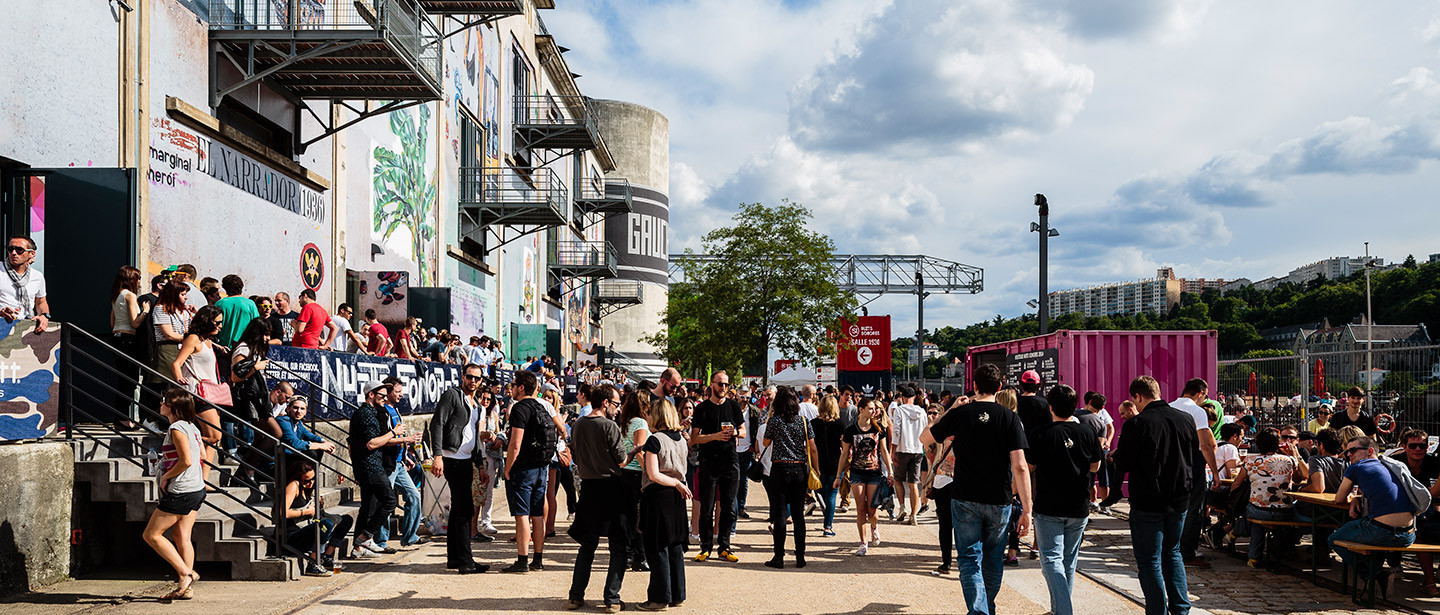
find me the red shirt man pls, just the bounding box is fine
[291,289,335,349]
[364,308,392,356]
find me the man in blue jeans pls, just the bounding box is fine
[1027,385,1103,615]
[1115,376,1198,615]
[922,364,1031,615]
[375,377,425,549]
[1329,436,1420,592]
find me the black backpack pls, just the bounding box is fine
[516,398,558,460]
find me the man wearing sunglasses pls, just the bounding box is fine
[1387,428,1440,494]
[1330,436,1424,595]
[427,364,491,574]
[0,236,50,335]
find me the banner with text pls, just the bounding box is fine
[837,316,891,372]
[267,346,462,420]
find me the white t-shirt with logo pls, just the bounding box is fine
[330,316,355,352]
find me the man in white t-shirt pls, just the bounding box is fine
[1169,378,1219,564]
[798,385,819,421]
[890,384,929,525]
[0,236,49,334]
[330,303,369,353]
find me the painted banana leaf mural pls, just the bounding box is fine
[373,104,437,283]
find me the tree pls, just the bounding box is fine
[645,201,856,381]
[1404,254,1418,269]
[372,105,437,283]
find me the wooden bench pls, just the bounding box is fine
[1332,540,1440,606]
[1244,519,1341,573]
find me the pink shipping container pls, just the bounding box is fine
[965,330,1218,446]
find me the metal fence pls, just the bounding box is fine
[1218,344,1440,438]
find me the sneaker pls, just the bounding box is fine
[1004,555,1019,567]
[688,533,701,544]
[739,510,751,520]
[1246,559,1260,569]
[481,524,499,535]
[869,537,880,547]
[764,557,783,569]
[907,516,918,526]
[472,533,495,543]
[805,502,818,516]
[635,602,669,612]
[601,603,623,614]
[501,559,530,574]
[1028,549,1038,560]
[837,505,849,514]
[351,547,379,559]
[694,551,710,563]
[303,562,333,577]
[931,565,950,577]
[529,560,545,572]
[668,602,684,608]
[1097,506,1114,515]
[918,503,929,515]
[897,511,908,524]
[855,543,869,556]
[320,555,342,572]
[718,550,739,563]
[566,599,586,610]
[822,529,837,538]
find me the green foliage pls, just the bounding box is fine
[1241,349,1294,359]
[647,201,856,380]
[372,105,437,283]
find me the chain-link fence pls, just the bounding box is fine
[1218,344,1440,438]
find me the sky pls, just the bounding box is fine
[546,0,1440,337]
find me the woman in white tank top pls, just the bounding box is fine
[108,266,147,426]
[173,305,226,470]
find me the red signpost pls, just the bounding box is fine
[837,316,891,372]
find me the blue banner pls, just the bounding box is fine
[266,346,463,420]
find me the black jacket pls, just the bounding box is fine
[427,387,476,457]
[1115,400,1197,514]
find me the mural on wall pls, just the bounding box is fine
[565,283,588,350]
[357,270,409,326]
[0,320,61,442]
[372,104,438,285]
[268,0,326,26]
[483,28,501,170]
[521,245,538,324]
[450,281,492,341]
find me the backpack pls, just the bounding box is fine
[1378,455,1434,515]
[516,398,558,460]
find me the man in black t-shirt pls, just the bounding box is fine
[689,370,746,562]
[922,364,1030,615]
[1114,376,1197,615]
[1016,370,1051,452]
[502,370,565,573]
[1026,385,1102,615]
[1329,386,1379,438]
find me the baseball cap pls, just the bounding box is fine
[428,327,439,335]
[1020,370,1041,384]
[542,383,560,394]
[361,380,391,396]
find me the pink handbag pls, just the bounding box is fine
[196,352,233,406]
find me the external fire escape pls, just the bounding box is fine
[593,279,644,319]
[208,0,450,152]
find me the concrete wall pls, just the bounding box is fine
[593,101,669,375]
[0,442,74,595]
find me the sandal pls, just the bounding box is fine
[161,578,194,600]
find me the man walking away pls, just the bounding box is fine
[426,364,489,573]
[1170,378,1219,566]
[890,385,927,525]
[922,364,1031,615]
[1115,376,1197,615]
[691,371,745,563]
[1028,385,1102,615]
[567,383,628,611]
[502,370,564,573]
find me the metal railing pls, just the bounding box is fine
[1218,344,1440,439]
[596,279,643,303]
[459,166,568,209]
[514,94,598,134]
[208,0,442,88]
[61,324,356,572]
[548,239,617,272]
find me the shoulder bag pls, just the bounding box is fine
[196,345,233,407]
[802,417,822,491]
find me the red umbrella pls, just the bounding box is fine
[1247,372,1258,397]
[1314,359,1325,396]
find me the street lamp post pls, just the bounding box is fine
[1365,242,1374,411]
[1032,194,1060,335]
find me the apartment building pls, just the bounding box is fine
[1047,268,1184,318]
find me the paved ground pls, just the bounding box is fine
[1,492,1424,615]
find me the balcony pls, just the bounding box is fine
[514,95,601,151]
[458,166,567,227]
[549,239,618,280]
[414,0,523,15]
[595,279,643,318]
[574,176,633,217]
[209,0,442,103]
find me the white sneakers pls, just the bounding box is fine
[855,543,869,556]
[480,524,499,535]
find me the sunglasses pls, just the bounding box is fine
[6,246,32,254]
[463,374,484,381]
[1281,434,1298,441]
[1407,442,1429,450]
[1343,446,1366,457]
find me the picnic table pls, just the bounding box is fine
[1288,491,1349,583]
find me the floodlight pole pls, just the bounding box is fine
[1035,194,1051,335]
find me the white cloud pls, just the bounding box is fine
[788,0,1094,153]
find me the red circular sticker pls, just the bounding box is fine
[300,243,324,291]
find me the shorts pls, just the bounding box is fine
[506,466,548,517]
[157,489,206,515]
[894,452,923,483]
[849,468,886,486]
[1093,457,1110,488]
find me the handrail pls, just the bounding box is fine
[62,325,356,568]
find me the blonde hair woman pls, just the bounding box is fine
[637,398,691,610]
[996,389,1019,412]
